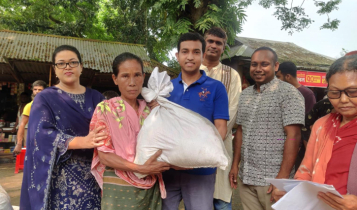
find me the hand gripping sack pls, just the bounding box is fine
[134,68,229,178]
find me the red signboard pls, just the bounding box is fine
[297,70,327,88]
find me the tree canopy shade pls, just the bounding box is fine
[0,0,342,64]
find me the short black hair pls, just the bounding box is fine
[52,45,82,64]
[112,52,144,76]
[252,47,278,63]
[278,61,297,78]
[326,54,357,83]
[32,80,47,89]
[177,32,206,53]
[20,92,29,96]
[204,27,227,45]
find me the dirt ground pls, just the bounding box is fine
[0,162,243,210]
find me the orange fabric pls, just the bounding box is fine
[295,114,335,184]
[295,113,357,194]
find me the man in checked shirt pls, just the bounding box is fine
[229,47,305,210]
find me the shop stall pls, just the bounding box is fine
[0,30,178,160]
[297,70,328,101]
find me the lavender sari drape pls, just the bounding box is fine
[20,87,104,210]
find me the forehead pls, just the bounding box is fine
[251,50,274,62]
[33,86,44,89]
[118,59,142,73]
[55,50,78,61]
[329,71,357,88]
[205,34,224,42]
[179,40,202,51]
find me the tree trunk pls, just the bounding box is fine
[187,0,209,34]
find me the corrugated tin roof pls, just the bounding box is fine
[147,60,180,79]
[0,30,151,73]
[223,36,335,71]
[222,44,254,60]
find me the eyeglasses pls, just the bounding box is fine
[326,88,357,99]
[54,61,80,69]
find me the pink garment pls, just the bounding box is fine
[90,97,166,198]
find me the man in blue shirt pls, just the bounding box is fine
[162,32,229,210]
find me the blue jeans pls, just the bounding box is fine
[214,198,232,210]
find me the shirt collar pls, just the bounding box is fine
[200,62,222,72]
[253,77,278,93]
[178,70,208,85]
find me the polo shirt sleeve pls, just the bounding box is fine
[213,83,229,121]
[22,102,32,117]
[282,87,305,127]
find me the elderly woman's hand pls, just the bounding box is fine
[139,150,170,175]
[170,165,189,170]
[318,192,357,210]
[147,100,159,110]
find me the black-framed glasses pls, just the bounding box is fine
[54,61,80,69]
[326,88,357,99]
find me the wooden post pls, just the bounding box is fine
[5,60,23,83]
[49,65,52,86]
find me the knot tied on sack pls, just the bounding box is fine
[141,67,174,103]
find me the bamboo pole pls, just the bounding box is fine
[49,65,52,86]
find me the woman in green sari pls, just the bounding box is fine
[91,52,170,209]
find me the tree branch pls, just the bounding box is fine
[300,0,306,7]
[74,4,88,38]
[48,14,63,24]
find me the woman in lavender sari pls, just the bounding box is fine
[20,45,106,210]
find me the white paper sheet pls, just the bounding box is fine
[265,178,342,210]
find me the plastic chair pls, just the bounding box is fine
[15,148,26,174]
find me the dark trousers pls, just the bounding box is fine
[162,169,216,210]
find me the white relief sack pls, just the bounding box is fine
[134,67,229,178]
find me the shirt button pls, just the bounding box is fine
[313,170,315,174]
[316,158,319,163]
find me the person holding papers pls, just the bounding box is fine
[272,54,357,209]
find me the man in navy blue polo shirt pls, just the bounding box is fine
[162,32,229,210]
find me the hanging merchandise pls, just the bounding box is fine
[18,83,25,94]
[10,83,15,95]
